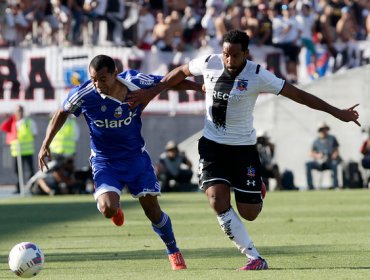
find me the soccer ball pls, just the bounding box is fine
[8,242,44,278]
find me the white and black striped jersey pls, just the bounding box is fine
[188,54,285,145]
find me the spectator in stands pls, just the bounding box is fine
[36,0,60,45]
[256,3,273,46]
[201,5,220,49]
[305,122,341,190]
[137,3,155,50]
[105,0,125,46]
[155,140,194,192]
[272,3,301,84]
[241,5,259,44]
[69,0,85,45]
[317,2,338,57]
[166,0,187,14]
[167,10,184,51]
[2,1,30,46]
[336,6,357,43]
[360,127,370,169]
[224,4,242,31]
[205,0,224,14]
[367,3,370,40]
[296,3,318,71]
[32,156,84,195]
[152,11,173,51]
[181,6,203,50]
[52,0,72,46]
[256,130,282,190]
[360,127,370,187]
[0,105,37,194]
[83,0,108,45]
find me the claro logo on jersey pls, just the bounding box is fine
[94,111,137,128]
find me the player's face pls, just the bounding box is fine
[222,42,249,75]
[89,66,117,95]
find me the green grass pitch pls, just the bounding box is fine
[1,190,370,280]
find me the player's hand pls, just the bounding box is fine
[38,145,52,172]
[127,89,156,109]
[336,104,361,127]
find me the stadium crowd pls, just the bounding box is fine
[0,0,369,49]
[1,0,369,84]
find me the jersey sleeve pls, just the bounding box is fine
[257,66,285,95]
[118,70,163,89]
[63,86,84,117]
[188,55,211,76]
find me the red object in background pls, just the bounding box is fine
[0,114,17,144]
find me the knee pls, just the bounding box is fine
[240,211,260,221]
[238,204,262,221]
[208,194,229,213]
[99,202,118,218]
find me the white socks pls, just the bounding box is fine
[216,207,260,259]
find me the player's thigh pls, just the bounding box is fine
[231,146,264,221]
[235,201,262,221]
[128,151,161,197]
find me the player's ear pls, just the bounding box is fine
[244,49,249,59]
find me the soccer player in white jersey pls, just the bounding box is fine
[38,54,202,270]
[128,30,361,270]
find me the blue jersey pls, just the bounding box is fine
[62,70,163,160]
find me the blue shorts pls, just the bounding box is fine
[90,151,160,200]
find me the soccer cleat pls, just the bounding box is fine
[168,251,187,270]
[111,208,124,226]
[261,180,267,199]
[239,257,268,270]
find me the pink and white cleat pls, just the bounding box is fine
[239,257,268,270]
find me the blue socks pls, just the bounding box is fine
[152,212,179,254]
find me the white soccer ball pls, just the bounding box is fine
[8,242,44,278]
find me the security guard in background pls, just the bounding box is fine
[1,105,37,194]
[49,116,79,160]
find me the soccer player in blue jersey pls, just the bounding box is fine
[128,30,361,270]
[38,54,202,270]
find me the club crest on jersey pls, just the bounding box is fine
[114,106,123,118]
[236,80,248,91]
[246,166,256,177]
[101,105,107,112]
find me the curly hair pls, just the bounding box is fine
[222,30,250,51]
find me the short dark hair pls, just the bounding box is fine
[89,55,116,73]
[222,30,249,51]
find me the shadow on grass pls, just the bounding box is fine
[1,246,370,272]
[0,196,138,238]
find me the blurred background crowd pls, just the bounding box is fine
[0,0,369,50]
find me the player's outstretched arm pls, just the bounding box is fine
[128,64,193,108]
[280,82,361,127]
[38,110,70,171]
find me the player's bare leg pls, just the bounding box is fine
[97,191,124,226]
[206,183,267,270]
[139,195,186,270]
